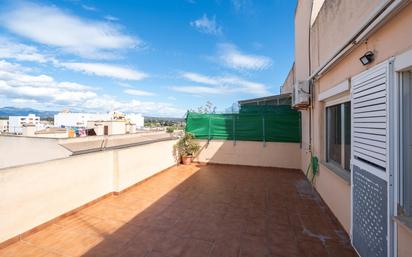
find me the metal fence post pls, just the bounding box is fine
[233,115,236,146]
[262,116,266,147]
[208,116,211,142]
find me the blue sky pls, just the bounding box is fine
[0,0,296,117]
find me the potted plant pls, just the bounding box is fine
[173,132,200,165]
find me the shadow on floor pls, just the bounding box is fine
[80,164,357,257]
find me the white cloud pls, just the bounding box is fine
[105,15,119,22]
[171,86,222,94]
[81,4,97,12]
[0,37,55,63]
[82,96,185,117]
[175,71,270,96]
[1,3,140,58]
[11,98,39,104]
[61,62,148,81]
[0,60,24,72]
[231,0,253,13]
[218,43,272,71]
[190,14,222,35]
[57,82,94,91]
[124,89,155,96]
[181,72,219,85]
[0,37,148,81]
[0,60,97,105]
[0,60,184,117]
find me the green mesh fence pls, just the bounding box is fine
[185,105,301,143]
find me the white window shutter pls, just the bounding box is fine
[352,62,388,169]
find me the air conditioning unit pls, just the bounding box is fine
[292,80,310,109]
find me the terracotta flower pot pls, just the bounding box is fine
[181,155,193,165]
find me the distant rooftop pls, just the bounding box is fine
[238,93,292,106]
[35,127,67,135]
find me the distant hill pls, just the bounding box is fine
[0,107,58,119]
[144,116,185,122]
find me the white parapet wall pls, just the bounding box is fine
[195,140,301,170]
[0,137,302,244]
[115,140,177,191]
[0,139,177,244]
[0,136,72,169]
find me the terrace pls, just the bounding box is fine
[0,164,357,257]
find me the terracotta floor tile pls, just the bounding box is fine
[82,204,140,223]
[73,217,129,238]
[210,238,241,257]
[245,217,267,237]
[297,238,329,257]
[0,241,62,257]
[25,227,103,257]
[1,164,357,257]
[22,224,69,245]
[151,233,186,257]
[239,235,271,257]
[179,238,213,257]
[55,212,102,230]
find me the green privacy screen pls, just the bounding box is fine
[186,105,301,143]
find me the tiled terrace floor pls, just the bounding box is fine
[0,164,358,257]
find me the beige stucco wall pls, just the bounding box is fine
[0,136,72,169]
[294,0,313,173]
[0,140,177,244]
[310,0,386,71]
[281,63,295,94]
[0,151,113,243]
[195,140,301,170]
[318,2,412,92]
[295,0,312,82]
[316,164,351,232]
[298,0,412,244]
[35,132,69,139]
[115,140,177,191]
[109,121,126,135]
[398,224,412,257]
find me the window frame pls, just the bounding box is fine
[325,101,351,173]
[399,71,412,216]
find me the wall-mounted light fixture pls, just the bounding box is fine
[360,51,374,65]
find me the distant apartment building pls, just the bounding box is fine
[0,119,8,133]
[54,111,144,136]
[87,120,127,136]
[54,112,107,128]
[126,113,144,128]
[8,114,41,134]
[33,127,69,138]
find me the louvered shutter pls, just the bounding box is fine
[352,61,388,169]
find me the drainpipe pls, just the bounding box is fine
[308,0,314,154]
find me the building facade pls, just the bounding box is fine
[281,63,295,94]
[290,0,412,256]
[0,119,8,133]
[126,113,144,129]
[54,112,144,132]
[54,112,108,128]
[8,114,40,134]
